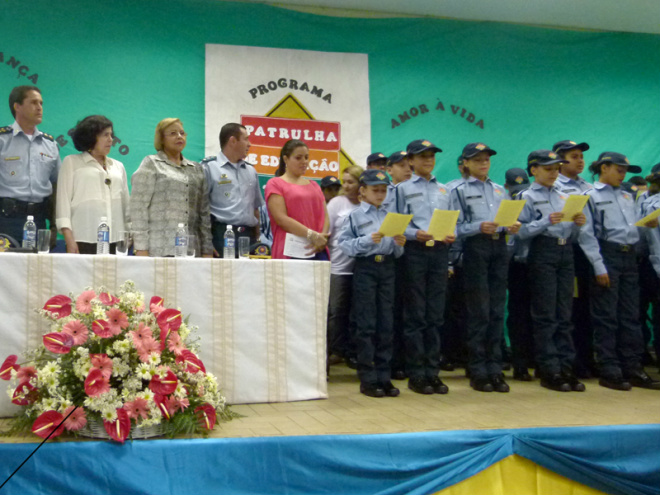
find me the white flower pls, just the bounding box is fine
[101,407,118,422]
[42,398,57,411]
[147,353,161,366]
[136,364,152,381]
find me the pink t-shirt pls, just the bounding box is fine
[265,177,327,259]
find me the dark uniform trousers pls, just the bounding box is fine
[352,255,395,385]
[211,219,258,258]
[327,274,354,359]
[463,234,508,379]
[507,259,534,369]
[572,245,596,371]
[390,257,406,373]
[590,241,644,378]
[638,255,660,361]
[443,265,468,366]
[527,236,576,376]
[0,198,49,244]
[402,241,449,380]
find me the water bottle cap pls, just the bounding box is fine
[27,215,34,221]
[227,224,233,230]
[101,216,108,221]
[178,223,184,228]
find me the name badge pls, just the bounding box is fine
[466,195,483,200]
[357,221,373,230]
[405,193,423,200]
[533,201,549,205]
[596,201,613,206]
[3,156,20,161]
[218,180,232,185]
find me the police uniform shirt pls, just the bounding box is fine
[556,173,592,195]
[338,201,404,258]
[451,176,508,239]
[643,194,660,277]
[381,183,398,212]
[445,177,465,190]
[578,181,640,276]
[0,121,60,202]
[395,174,451,241]
[517,182,578,241]
[201,151,264,226]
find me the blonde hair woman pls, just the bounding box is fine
[129,118,213,257]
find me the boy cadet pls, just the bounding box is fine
[320,175,342,203]
[382,151,411,212]
[517,150,587,392]
[553,140,595,377]
[395,139,454,395]
[338,169,406,398]
[366,152,387,171]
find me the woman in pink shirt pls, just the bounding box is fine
[265,139,329,259]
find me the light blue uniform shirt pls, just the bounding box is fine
[338,201,404,258]
[578,181,640,275]
[395,174,452,241]
[381,183,398,212]
[643,194,660,277]
[555,173,593,195]
[0,121,60,202]
[445,177,465,190]
[451,176,508,239]
[517,182,580,241]
[201,151,264,226]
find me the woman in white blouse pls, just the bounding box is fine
[56,115,129,254]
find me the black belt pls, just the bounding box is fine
[476,233,505,241]
[599,240,636,253]
[0,197,47,218]
[538,235,570,246]
[356,254,393,263]
[211,219,257,235]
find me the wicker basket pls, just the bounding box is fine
[78,420,165,440]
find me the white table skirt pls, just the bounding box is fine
[0,253,330,417]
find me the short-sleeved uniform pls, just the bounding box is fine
[0,122,60,242]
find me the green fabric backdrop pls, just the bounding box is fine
[2,0,660,185]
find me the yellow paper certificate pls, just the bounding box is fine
[635,208,660,227]
[378,213,413,236]
[493,200,526,227]
[561,195,589,222]
[427,209,459,240]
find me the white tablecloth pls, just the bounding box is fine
[0,254,330,417]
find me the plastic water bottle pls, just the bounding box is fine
[96,216,110,255]
[174,223,188,258]
[223,225,235,259]
[22,215,37,250]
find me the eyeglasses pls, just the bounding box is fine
[166,131,187,138]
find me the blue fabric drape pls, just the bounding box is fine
[1,425,658,495]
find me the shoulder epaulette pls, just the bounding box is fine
[0,126,12,134]
[42,132,55,142]
[200,155,216,164]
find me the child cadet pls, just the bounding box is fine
[517,150,587,392]
[395,139,454,395]
[338,169,406,398]
[382,151,411,212]
[451,143,520,393]
[553,140,595,378]
[578,152,660,390]
[320,175,342,204]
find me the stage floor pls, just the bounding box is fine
[1,363,659,443]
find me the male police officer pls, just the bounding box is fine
[202,123,264,257]
[0,86,60,244]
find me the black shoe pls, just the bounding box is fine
[573,364,593,379]
[489,373,510,393]
[408,377,434,395]
[540,373,571,392]
[625,369,660,390]
[513,367,533,381]
[561,371,586,392]
[381,381,400,397]
[502,362,512,371]
[470,376,494,392]
[392,369,407,380]
[360,383,385,398]
[598,376,632,391]
[428,376,449,394]
[345,357,358,370]
[439,357,455,372]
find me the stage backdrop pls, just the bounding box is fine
[1,0,660,187]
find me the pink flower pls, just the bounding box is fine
[103,408,130,443]
[167,332,186,356]
[106,308,128,336]
[149,296,165,315]
[90,353,113,379]
[16,366,37,384]
[123,398,149,420]
[43,295,72,319]
[76,290,96,314]
[61,320,89,346]
[0,355,19,380]
[130,322,152,345]
[62,406,87,431]
[92,319,112,338]
[98,292,119,306]
[43,332,73,354]
[137,339,160,362]
[84,368,110,397]
[32,410,65,439]
[165,396,189,415]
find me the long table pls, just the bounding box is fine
[0,253,330,417]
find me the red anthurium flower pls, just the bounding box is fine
[195,404,217,431]
[98,292,120,306]
[176,350,206,374]
[91,319,112,338]
[103,408,131,443]
[42,332,73,354]
[84,368,110,397]
[149,370,178,395]
[42,295,72,319]
[156,309,182,332]
[150,296,165,315]
[159,327,171,352]
[0,355,19,380]
[12,382,38,405]
[153,393,171,419]
[32,410,65,439]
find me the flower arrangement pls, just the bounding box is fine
[0,281,232,443]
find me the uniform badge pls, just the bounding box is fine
[494,188,503,196]
[515,176,523,184]
[376,172,386,180]
[4,156,19,161]
[475,143,486,150]
[438,187,447,194]
[224,192,231,198]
